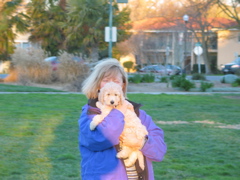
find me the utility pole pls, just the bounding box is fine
[183,14,189,73]
[108,0,113,57]
[107,0,128,57]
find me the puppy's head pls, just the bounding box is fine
[98,82,124,107]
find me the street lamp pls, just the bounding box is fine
[108,0,113,58]
[107,0,128,58]
[182,14,189,72]
[183,14,189,24]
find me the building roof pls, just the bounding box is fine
[132,17,239,31]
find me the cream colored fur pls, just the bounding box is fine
[89,82,123,130]
[89,82,148,170]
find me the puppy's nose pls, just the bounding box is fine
[110,100,114,104]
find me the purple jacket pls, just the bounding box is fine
[79,102,167,180]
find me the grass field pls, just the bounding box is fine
[0,84,64,92]
[0,88,240,179]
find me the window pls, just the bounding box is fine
[22,42,30,49]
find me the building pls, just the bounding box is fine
[14,0,34,49]
[218,29,240,67]
[129,17,240,73]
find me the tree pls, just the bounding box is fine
[217,0,240,28]
[181,0,223,74]
[123,61,133,72]
[65,0,132,61]
[27,0,67,56]
[128,0,159,21]
[155,0,184,19]
[64,0,106,60]
[0,0,29,60]
[116,33,144,67]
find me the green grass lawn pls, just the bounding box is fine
[0,91,240,179]
[0,84,64,92]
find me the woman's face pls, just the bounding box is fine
[100,72,124,89]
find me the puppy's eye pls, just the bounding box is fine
[115,94,118,96]
[107,93,110,96]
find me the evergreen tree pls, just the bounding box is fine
[0,0,29,60]
[27,0,66,56]
[65,0,132,61]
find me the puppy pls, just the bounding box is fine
[117,102,148,170]
[89,82,148,170]
[89,82,123,130]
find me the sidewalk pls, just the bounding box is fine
[1,91,240,95]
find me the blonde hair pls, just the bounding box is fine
[82,58,128,99]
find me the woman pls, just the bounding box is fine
[79,58,167,180]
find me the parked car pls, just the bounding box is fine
[221,57,240,74]
[139,65,172,75]
[166,65,182,75]
[44,56,59,71]
[44,56,83,71]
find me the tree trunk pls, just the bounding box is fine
[203,52,211,74]
[201,39,212,74]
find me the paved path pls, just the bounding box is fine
[186,75,223,81]
[1,92,240,95]
[1,75,239,94]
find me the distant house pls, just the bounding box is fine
[14,14,240,73]
[15,33,33,49]
[218,29,240,67]
[14,0,35,49]
[130,17,240,72]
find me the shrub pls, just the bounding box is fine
[128,73,155,83]
[234,69,240,76]
[142,73,155,83]
[128,74,142,84]
[200,81,214,92]
[222,74,238,84]
[68,74,88,92]
[171,74,195,91]
[134,64,141,72]
[221,76,225,83]
[231,78,240,87]
[11,48,89,87]
[169,75,177,80]
[55,52,89,84]
[11,48,52,84]
[192,73,206,80]
[123,61,134,73]
[160,76,169,83]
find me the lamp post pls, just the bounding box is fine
[182,14,189,72]
[107,0,128,57]
[108,0,113,58]
[165,46,170,75]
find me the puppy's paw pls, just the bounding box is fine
[90,122,97,131]
[124,159,135,168]
[137,151,145,170]
[124,152,138,168]
[116,151,128,159]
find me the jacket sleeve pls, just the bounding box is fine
[79,104,125,152]
[139,109,167,162]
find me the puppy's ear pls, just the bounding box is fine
[119,88,125,106]
[98,87,104,104]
